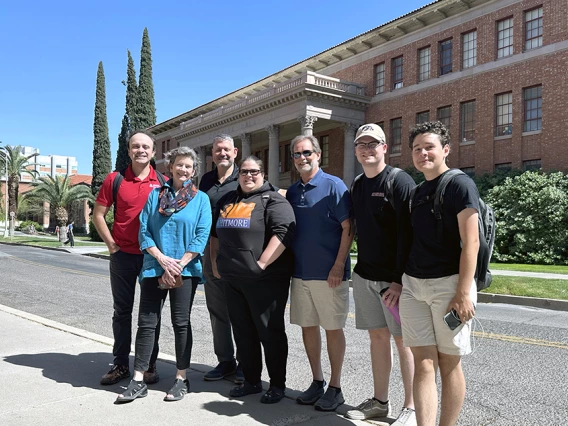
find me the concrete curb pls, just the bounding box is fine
[0,241,71,253]
[477,292,568,312]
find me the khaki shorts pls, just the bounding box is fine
[352,272,401,335]
[290,278,349,330]
[399,273,477,356]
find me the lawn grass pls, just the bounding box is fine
[0,236,105,248]
[490,263,568,274]
[482,276,568,300]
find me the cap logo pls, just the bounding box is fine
[360,125,375,132]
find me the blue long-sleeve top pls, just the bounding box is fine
[138,181,212,282]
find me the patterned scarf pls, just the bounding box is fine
[158,182,198,216]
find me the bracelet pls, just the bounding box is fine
[178,262,184,269]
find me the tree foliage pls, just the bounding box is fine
[486,171,568,265]
[0,144,39,214]
[24,175,94,240]
[92,61,112,196]
[135,28,156,130]
[115,50,138,171]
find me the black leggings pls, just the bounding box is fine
[134,276,198,372]
[225,276,290,389]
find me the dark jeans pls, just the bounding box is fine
[225,275,290,389]
[134,277,199,372]
[109,250,160,367]
[203,246,237,363]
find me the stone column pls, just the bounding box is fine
[198,146,207,177]
[343,123,358,186]
[239,133,252,159]
[265,125,280,185]
[298,115,318,136]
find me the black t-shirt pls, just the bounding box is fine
[352,166,415,284]
[199,166,240,212]
[405,170,480,279]
[212,182,295,281]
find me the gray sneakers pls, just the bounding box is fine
[296,380,326,405]
[392,407,417,426]
[314,388,345,412]
[345,397,391,420]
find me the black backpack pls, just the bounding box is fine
[409,169,496,291]
[112,168,167,211]
[350,167,402,210]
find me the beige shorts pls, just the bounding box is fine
[399,273,477,356]
[290,278,349,330]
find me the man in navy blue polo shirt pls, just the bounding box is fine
[286,135,353,412]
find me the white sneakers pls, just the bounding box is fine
[345,398,416,425]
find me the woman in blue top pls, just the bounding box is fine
[116,146,211,404]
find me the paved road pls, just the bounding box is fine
[1,244,567,425]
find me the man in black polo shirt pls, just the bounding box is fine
[199,134,243,383]
[346,124,416,425]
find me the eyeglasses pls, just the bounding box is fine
[292,150,314,159]
[355,141,384,150]
[239,169,261,176]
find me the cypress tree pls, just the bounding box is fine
[92,61,112,196]
[135,28,156,129]
[115,50,138,171]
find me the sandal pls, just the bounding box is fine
[115,380,148,403]
[260,386,285,404]
[229,381,263,398]
[164,378,189,402]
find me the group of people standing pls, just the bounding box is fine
[93,120,479,426]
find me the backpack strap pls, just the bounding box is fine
[408,181,424,214]
[385,167,402,210]
[432,169,466,238]
[350,173,364,194]
[112,167,167,212]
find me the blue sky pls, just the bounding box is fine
[0,0,428,174]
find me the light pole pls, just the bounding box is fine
[1,141,8,238]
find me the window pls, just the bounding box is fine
[321,136,329,168]
[161,141,166,154]
[437,106,452,128]
[495,162,512,172]
[264,149,269,175]
[496,92,513,136]
[523,85,542,132]
[418,47,430,82]
[392,56,403,89]
[497,18,514,58]
[460,101,476,142]
[439,39,453,75]
[525,7,543,50]
[523,159,541,171]
[462,31,477,68]
[375,63,385,94]
[176,141,180,148]
[461,167,475,177]
[416,111,430,124]
[283,144,290,172]
[390,118,402,154]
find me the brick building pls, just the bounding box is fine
[149,0,568,186]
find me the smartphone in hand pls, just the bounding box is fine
[443,309,462,330]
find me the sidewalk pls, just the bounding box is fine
[0,305,374,426]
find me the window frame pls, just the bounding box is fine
[497,17,514,58]
[392,56,404,90]
[462,30,477,69]
[524,7,543,51]
[416,111,430,124]
[439,39,453,75]
[390,118,402,154]
[437,105,452,128]
[321,136,329,168]
[495,92,513,136]
[374,63,385,95]
[460,100,476,143]
[523,85,542,132]
[418,46,431,82]
[523,159,541,171]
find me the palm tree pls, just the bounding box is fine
[0,144,39,215]
[24,175,94,241]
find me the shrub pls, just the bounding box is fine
[17,220,42,232]
[486,171,568,265]
[89,209,114,242]
[473,168,523,198]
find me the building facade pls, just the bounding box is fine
[149,0,567,185]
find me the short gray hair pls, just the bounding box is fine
[290,135,321,155]
[213,134,234,148]
[164,146,200,178]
